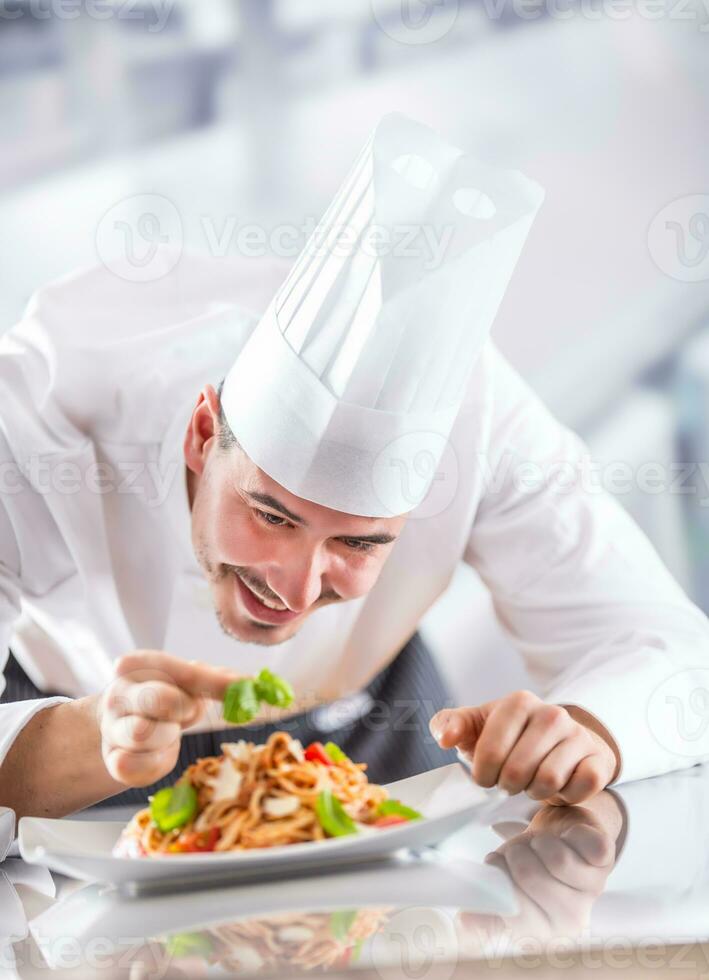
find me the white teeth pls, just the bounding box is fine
[242,579,287,611]
[261,596,286,611]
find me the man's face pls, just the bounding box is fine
[184,387,406,646]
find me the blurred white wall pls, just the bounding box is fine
[1,0,708,701]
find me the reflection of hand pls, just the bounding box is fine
[459,792,623,948]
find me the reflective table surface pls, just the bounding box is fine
[3,765,709,979]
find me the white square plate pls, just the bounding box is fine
[19,764,499,893]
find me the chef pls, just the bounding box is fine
[0,114,707,821]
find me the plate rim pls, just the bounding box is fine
[18,763,492,883]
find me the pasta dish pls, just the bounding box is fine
[114,732,422,857]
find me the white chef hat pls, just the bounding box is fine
[221,113,544,518]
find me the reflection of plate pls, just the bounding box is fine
[0,807,15,862]
[20,765,500,893]
[170,908,393,975]
[30,855,515,971]
[0,870,28,945]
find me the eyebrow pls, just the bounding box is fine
[246,491,306,526]
[245,491,398,546]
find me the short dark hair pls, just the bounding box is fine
[216,380,241,452]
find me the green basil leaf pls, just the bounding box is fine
[315,789,357,838]
[329,909,358,941]
[223,679,260,724]
[377,799,422,822]
[324,741,348,764]
[150,784,198,833]
[164,932,213,959]
[254,668,294,709]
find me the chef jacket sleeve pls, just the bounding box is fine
[0,471,70,771]
[464,346,709,785]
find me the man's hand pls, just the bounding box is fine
[430,691,620,804]
[0,651,241,819]
[100,651,238,788]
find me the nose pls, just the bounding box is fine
[267,543,328,614]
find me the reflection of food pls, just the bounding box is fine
[169,909,391,973]
[114,732,420,857]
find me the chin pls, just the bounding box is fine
[216,603,303,647]
[243,618,300,645]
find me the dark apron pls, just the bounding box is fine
[1,633,458,808]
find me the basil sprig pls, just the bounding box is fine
[223,669,294,724]
[315,789,357,838]
[377,799,422,821]
[330,909,358,940]
[255,668,294,708]
[150,783,198,833]
[324,741,349,764]
[165,932,213,959]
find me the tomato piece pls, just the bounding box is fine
[304,742,333,766]
[337,946,354,967]
[373,814,409,828]
[179,827,221,852]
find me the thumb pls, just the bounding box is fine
[429,704,492,752]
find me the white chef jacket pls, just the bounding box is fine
[0,253,707,786]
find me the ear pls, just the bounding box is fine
[184,385,221,477]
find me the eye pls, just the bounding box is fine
[255,509,290,528]
[341,538,375,554]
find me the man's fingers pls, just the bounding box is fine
[104,715,182,754]
[549,756,609,806]
[104,680,201,726]
[103,744,181,787]
[472,693,539,788]
[115,651,240,701]
[525,733,594,801]
[431,693,542,789]
[430,707,486,751]
[497,705,576,795]
[430,696,516,754]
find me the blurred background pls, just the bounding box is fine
[1,0,709,700]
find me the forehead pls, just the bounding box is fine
[232,446,405,534]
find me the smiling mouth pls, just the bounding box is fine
[234,572,300,626]
[241,577,287,610]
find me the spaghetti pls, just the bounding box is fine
[114,732,403,857]
[160,908,392,973]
